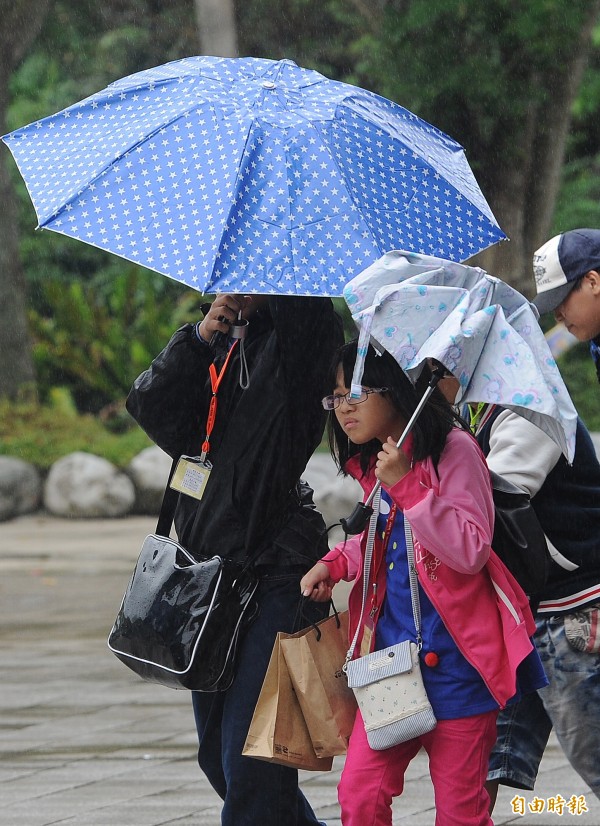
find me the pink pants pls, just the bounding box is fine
[338,709,498,826]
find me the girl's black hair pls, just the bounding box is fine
[327,340,465,477]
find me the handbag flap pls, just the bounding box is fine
[346,641,414,689]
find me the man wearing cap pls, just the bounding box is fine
[533,228,600,381]
[477,230,600,809]
[434,377,600,808]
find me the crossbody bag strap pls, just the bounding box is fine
[345,487,381,665]
[404,516,423,650]
[344,500,423,668]
[156,458,180,537]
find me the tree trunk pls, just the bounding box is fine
[0,119,37,398]
[525,1,600,253]
[473,100,539,294]
[194,0,238,58]
[0,0,53,399]
[474,1,600,295]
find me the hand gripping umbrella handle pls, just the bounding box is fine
[339,364,447,535]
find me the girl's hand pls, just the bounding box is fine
[300,562,334,601]
[375,437,411,487]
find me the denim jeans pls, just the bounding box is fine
[192,566,329,826]
[488,610,600,798]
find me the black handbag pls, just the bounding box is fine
[489,469,550,599]
[108,470,259,691]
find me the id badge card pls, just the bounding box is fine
[170,456,212,501]
[360,615,375,657]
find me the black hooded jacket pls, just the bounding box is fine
[126,296,343,567]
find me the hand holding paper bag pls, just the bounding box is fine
[280,611,357,758]
[242,632,333,772]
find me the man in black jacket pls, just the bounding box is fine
[437,371,600,809]
[127,293,343,826]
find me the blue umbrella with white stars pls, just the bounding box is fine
[2,56,506,297]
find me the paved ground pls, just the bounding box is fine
[0,514,597,825]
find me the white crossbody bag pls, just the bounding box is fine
[344,490,437,750]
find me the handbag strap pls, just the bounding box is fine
[345,493,422,666]
[156,458,180,537]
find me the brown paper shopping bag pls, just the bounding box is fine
[242,632,333,772]
[280,610,357,758]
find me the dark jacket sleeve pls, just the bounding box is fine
[267,296,344,462]
[126,324,212,458]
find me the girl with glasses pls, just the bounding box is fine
[300,340,546,826]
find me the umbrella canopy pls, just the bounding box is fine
[3,56,505,297]
[345,250,578,462]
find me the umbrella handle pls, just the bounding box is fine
[340,501,375,536]
[339,365,447,535]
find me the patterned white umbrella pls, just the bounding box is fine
[3,56,505,296]
[345,250,577,462]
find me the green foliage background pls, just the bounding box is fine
[0,396,152,469]
[2,0,600,467]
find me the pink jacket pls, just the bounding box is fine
[323,428,537,709]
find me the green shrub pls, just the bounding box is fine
[0,396,152,470]
[28,266,202,412]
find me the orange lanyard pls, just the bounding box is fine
[369,501,398,616]
[381,502,398,554]
[200,341,239,461]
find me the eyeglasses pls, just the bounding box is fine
[321,387,389,410]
